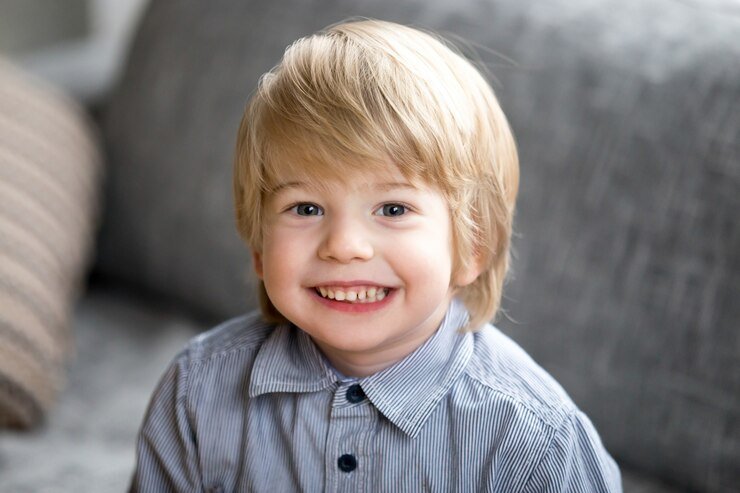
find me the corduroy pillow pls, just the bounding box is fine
[0,59,101,428]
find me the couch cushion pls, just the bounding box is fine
[0,59,101,428]
[99,0,740,490]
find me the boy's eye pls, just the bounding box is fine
[291,203,323,216]
[376,203,407,217]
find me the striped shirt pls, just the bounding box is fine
[130,299,622,492]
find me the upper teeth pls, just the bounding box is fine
[317,286,388,303]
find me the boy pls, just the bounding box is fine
[130,19,621,492]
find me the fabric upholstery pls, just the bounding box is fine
[98,0,740,490]
[0,59,101,428]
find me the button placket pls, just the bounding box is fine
[326,382,375,492]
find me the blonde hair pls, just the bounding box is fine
[234,19,519,330]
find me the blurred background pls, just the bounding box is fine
[0,0,738,491]
[0,0,148,104]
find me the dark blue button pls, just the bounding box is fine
[337,454,357,472]
[346,384,365,403]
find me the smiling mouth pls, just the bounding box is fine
[314,286,390,304]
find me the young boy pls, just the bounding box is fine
[130,19,621,492]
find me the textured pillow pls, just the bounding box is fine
[0,59,101,428]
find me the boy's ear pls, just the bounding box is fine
[453,252,485,288]
[251,250,264,279]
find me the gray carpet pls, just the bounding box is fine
[0,287,678,492]
[0,288,200,492]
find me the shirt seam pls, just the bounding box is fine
[188,337,264,366]
[181,348,198,435]
[465,371,568,430]
[176,348,202,490]
[186,312,274,364]
[519,409,573,492]
[465,373,563,488]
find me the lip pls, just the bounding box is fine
[309,286,397,313]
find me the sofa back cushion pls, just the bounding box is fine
[98,0,740,490]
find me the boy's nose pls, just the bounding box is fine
[317,218,374,263]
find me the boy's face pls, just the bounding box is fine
[252,164,480,376]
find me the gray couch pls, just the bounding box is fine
[1,0,738,491]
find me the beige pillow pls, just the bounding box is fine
[0,59,101,428]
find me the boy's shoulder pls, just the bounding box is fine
[181,310,275,364]
[463,323,579,429]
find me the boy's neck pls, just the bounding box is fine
[317,345,417,378]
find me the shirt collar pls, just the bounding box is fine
[249,322,337,396]
[249,299,474,438]
[360,299,473,437]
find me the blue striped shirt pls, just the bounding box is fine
[130,299,621,492]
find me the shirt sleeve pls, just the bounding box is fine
[128,351,203,493]
[523,409,622,492]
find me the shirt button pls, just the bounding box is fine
[337,454,357,472]
[346,384,365,403]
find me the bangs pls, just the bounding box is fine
[262,116,442,194]
[259,115,412,192]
